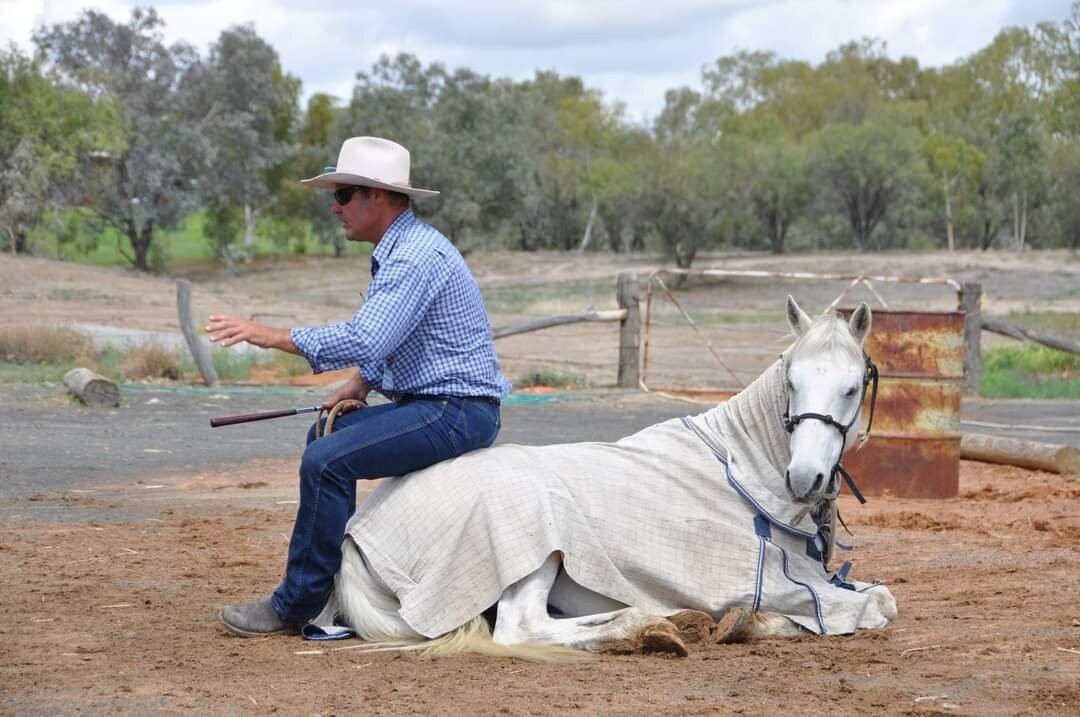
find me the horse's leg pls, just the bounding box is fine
[334,537,422,641]
[861,582,898,624]
[492,552,687,656]
[548,568,625,616]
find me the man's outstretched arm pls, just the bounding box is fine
[206,315,301,355]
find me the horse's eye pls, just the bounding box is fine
[844,387,858,398]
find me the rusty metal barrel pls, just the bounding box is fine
[839,309,964,499]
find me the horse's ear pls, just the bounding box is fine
[786,295,813,337]
[848,302,872,345]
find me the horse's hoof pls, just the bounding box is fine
[712,607,753,644]
[668,610,715,644]
[640,620,689,658]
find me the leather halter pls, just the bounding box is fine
[782,353,879,505]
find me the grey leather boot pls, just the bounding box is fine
[220,598,299,637]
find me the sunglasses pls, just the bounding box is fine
[333,185,366,206]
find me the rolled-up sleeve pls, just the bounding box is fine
[291,253,450,374]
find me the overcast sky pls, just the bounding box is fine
[1,0,1073,123]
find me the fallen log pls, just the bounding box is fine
[960,432,1080,474]
[493,309,627,340]
[63,367,119,407]
[981,316,1080,356]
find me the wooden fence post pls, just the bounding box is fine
[177,279,220,388]
[616,272,641,388]
[961,281,982,394]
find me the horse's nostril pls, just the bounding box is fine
[812,473,825,492]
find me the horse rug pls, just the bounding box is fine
[345,361,892,638]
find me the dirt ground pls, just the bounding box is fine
[2,249,1079,715]
[2,458,1077,716]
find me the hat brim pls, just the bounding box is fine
[300,171,439,199]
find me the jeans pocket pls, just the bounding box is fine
[449,399,499,454]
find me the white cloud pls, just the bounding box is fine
[1,0,1072,120]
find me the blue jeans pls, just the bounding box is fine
[271,395,501,621]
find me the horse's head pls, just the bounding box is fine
[782,296,873,504]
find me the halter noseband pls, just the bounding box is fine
[782,352,879,505]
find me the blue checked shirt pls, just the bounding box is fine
[291,210,511,399]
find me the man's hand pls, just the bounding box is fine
[206,315,298,354]
[323,371,371,411]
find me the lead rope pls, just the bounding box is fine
[315,399,368,438]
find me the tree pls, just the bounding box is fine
[34,9,203,271]
[745,135,813,254]
[922,133,985,251]
[643,88,731,269]
[808,116,925,249]
[0,45,121,254]
[183,25,299,259]
[268,93,345,256]
[991,114,1048,250]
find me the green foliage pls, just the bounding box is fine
[33,8,204,271]
[0,45,123,253]
[981,344,1080,398]
[11,6,1080,267]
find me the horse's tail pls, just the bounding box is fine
[332,614,592,663]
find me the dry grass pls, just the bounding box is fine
[0,325,94,364]
[120,343,183,381]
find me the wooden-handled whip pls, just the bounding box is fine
[210,406,323,428]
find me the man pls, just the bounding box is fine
[209,136,510,636]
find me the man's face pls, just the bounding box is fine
[332,185,381,243]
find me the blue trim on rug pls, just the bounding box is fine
[776,542,826,634]
[680,417,817,540]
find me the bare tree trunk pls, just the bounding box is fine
[577,197,597,254]
[130,221,154,272]
[1012,192,1020,250]
[243,204,256,247]
[943,170,955,252]
[1019,191,1027,250]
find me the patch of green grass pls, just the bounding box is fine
[30,209,365,272]
[514,367,588,389]
[980,345,1080,398]
[208,347,261,382]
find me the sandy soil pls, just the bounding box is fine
[1,458,1077,715]
[2,250,1079,715]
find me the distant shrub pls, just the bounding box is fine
[515,367,587,389]
[121,343,183,380]
[0,325,93,364]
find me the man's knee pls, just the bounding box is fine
[299,441,333,483]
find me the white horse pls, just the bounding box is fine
[312,296,896,657]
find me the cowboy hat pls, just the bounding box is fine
[300,136,439,199]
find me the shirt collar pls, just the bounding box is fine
[371,208,417,267]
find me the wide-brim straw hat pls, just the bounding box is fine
[300,136,439,199]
